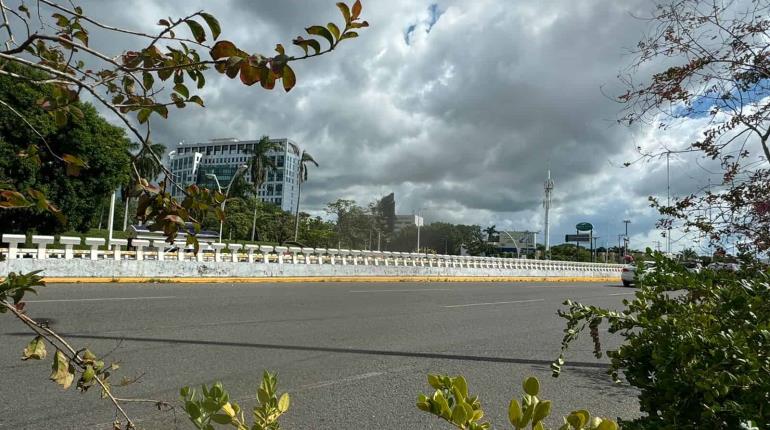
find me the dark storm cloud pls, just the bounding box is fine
[74,0,707,249]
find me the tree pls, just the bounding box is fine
[246,136,280,241]
[619,0,770,251]
[0,64,131,233]
[0,0,368,248]
[293,150,318,242]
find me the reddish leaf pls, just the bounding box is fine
[282,65,296,92]
[352,0,362,19]
[210,40,237,60]
[239,63,261,86]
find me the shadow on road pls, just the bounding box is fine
[6,332,610,370]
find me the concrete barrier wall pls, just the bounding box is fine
[0,258,621,279]
[1,234,624,280]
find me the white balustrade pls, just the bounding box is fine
[350,250,361,265]
[338,249,350,265]
[152,239,166,261]
[59,236,81,259]
[31,235,55,259]
[274,246,288,264]
[245,244,259,263]
[210,243,226,262]
[1,234,25,260]
[259,245,273,263]
[174,241,187,261]
[289,247,302,264]
[112,238,128,260]
[86,237,105,260]
[133,239,150,261]
[229,244,243,262]
[325,248,337,265]
[301,247,314,264]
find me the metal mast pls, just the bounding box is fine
[544,170,554,258]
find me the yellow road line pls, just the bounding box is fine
[28,276,619,284]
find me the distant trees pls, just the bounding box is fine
[0,64,131,233]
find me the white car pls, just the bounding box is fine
[621,262,656,287]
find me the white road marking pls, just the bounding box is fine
[299,371,384,390]
[607,292,636,296]
[349,288,454,293]
[442,299,545,308]
[26,296,176,303]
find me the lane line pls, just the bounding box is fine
[608,292,636,296]
[349,288,454,293]
[442,299,545,308]
[26,296,176,303]
[299,372,384,390]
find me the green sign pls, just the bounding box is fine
[576,222,593,231]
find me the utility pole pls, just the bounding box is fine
[107,190,116,247]
[543,169,554,259]
[623,219,631,257]
[666,152,671,255]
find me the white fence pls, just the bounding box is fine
[1,234,624,279]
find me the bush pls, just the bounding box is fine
[416,374,618,430]
[553,251,770,429]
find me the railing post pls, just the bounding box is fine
[350,250,360,265]
[339,249,350,265]
[112,238,128,260]
[289,247,302,264]
[86,238,106,260]
[210,243,225,262]
[259,245,273,264]
[245,244,259,263]
[301,247,313,264]
[274,246,288,264]
[229,244,243,262]
[174,241,187,261]
[59,236,81,260]
[133,239,150,261]
[1,234,26,260]
[31,235,55,259]
[151,240,166,261]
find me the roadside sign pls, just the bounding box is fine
[565,234,591,242]
[576,222,593,231]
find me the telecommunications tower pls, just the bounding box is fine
[543,170,554,258]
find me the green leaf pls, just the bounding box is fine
[306,25,335,48]
[451,404,468,425]
[454,376,468,399]
[282,65,296,92]
[340,31,359,40]
[278,392,290,412]
[50,350,75,389]
[210,413,232,424]
[532,400,551,424]
[257,387,270,404]
[142,72,154,90]
[508,399,522,426]
[327,22,341,41]
[137,108,151,124]
[596,420,618,430]
[523,377,540,396]
[427,374,442,389]
[53,110,67,127]
[336,2,351,24]
[199,12,221,40]
[185,19,206,43]
[188,95,205,107]
[174,83,189,98]
[22,336,47,360]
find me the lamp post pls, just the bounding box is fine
[623,219,631,257]
[206,164,248,242]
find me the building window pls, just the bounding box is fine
[276,198,282,206]
[277,155,284,167]
[275,184,282,194]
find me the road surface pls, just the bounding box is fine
[0,281,639,429]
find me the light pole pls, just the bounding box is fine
[415,209,425,252]
[206,164,247,242]
[499,231,521,258]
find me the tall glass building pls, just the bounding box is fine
[168,137,301,214]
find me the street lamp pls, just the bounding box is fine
[206,164,248,242]
[623,219,631,257]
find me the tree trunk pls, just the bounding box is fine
[293,180,302,242]
[251,199,258,242]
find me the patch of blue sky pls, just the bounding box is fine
[404,3,445,45]
[675,80,770,119]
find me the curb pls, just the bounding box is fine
[33,276,620,284]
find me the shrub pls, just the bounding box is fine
[416,374,618,430]
[553,251,770,429]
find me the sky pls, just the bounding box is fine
[68,0,734,253]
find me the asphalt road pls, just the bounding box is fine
[0,281,640,429]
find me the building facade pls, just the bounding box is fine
[168,137,301,214]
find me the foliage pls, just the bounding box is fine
[619,0,770,251]
[0,0,367,248]
[417,374,618,430]
[0,64,132,233]
[180,371,290,430]
[293,149,318,242]
[553,252,770,429]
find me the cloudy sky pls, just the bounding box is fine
[72,0,728,253]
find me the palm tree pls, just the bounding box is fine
[124,142,166,230]
[293,150,319,242]
[246,136,280,241]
